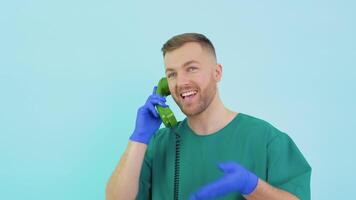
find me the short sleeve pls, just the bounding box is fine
[136,142,154,200]
[267,132,312,200]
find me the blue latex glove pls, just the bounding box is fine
[189,161,259,200]
[129,86,168,145]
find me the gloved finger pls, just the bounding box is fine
[188,195,200,200]
[157,102,169,108]
[218,161,240,173]
[150,94,166,102]
[148,97,168,107]
[148,96,167,105]
[147,104,159,118]
[152,86,157,95]
[190,176,230,200]
[146,95,165,105]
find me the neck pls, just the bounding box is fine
[187,91,237,135]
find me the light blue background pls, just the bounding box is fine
[1,0,355,199]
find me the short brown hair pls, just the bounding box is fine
[161,33,216,58]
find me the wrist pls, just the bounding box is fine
[240,172,259,195]
[129,131,152,145]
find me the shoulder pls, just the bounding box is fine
[238,113,287,143]
[238,114,303,160]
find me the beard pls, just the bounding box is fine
[172,76,217,117]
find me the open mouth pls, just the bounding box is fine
[180,90,198,102]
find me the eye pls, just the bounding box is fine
[188,66,197,72]
[167,72,176,79]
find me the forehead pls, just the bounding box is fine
[164,42,207,69]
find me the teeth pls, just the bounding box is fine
[181,90,197,97]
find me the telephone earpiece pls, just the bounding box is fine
[156,77,177,127]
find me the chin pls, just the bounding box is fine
[180,104,205,117]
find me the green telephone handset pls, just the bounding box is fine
[156,77,180,200]
[156,77,178,128]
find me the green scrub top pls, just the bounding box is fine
[137,113,311,200]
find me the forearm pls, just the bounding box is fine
[244,179,299,200]
[106,141,147,200]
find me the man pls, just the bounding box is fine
[106,33,311,200]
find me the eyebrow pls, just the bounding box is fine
[165,60,200,73]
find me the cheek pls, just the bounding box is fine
[168,82,176,96]
[198,71,213,89]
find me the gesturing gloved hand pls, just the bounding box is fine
[129,86,168,145]
[189,161,259,200]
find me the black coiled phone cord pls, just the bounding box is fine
[173,129,181,200]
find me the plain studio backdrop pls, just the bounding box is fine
[1,1,355,199]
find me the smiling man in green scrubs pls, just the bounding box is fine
[106,33,312,200]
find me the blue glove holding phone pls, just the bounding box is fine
[189,161,259,200]
[129,86,168,145]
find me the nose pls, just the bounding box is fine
[175,73,190,88]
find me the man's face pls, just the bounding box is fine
[164,42,222,117]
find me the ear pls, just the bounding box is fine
[213,63,222,82]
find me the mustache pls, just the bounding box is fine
[175,82,199,93]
